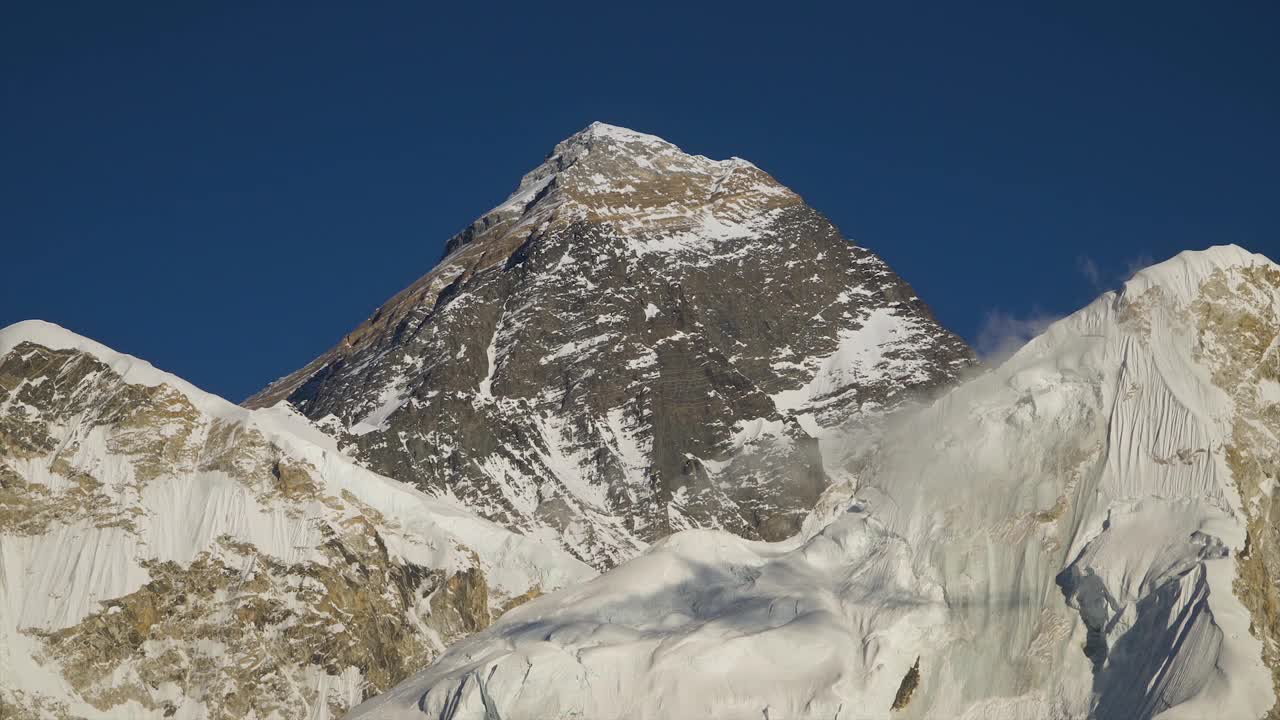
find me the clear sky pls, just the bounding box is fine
[3,2,1277,401]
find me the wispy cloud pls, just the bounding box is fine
[1122,253,1155,281]
[976,252,1160,366]
[1076,256,1103,291]
[974,309,1063,364]
[1074,252,1157,293]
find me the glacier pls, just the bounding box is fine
[350,245,1280,720]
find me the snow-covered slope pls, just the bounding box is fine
[350,245,1280,720]
[247,122,974,569]
[0,321,593,719]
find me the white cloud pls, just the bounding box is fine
[1076,255,1103,290]
[974,309,1062,364]
[1075,252,1156,292]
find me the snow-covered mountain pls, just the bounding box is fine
[246,123,975,568]
[349,245,1280,720]
[0,321,593,719]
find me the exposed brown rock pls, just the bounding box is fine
[1190,264,1280,717]
[890,656,921,711]
[0,341,525,719]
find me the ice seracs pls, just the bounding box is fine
[349,245,1280,720]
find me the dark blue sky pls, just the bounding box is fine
[3,2,1277,400]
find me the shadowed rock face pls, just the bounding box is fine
[248,123,975,568]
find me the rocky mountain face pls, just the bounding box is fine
[350,246,1280,720]
[0,321,592,720]
[247,123,975,568]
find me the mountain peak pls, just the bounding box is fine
[1122,243,1275,302]
[1,319,181,391]
[454,123,799,265]
[546,121,757,175]
[0,319,246,422]
[565,121,676,150]
[247,124,977,569]
[548,121,757,168]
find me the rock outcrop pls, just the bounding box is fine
[0,321,592,719]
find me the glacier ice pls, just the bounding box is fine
[351,245,1280,720]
